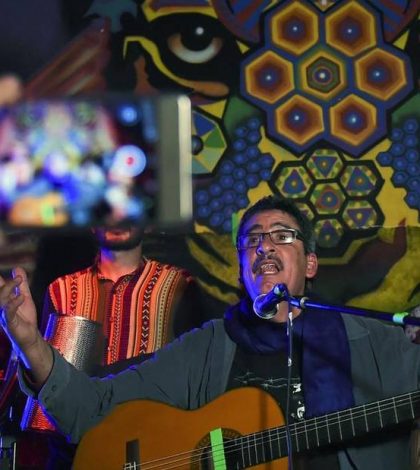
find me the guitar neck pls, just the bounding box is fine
[229,389,420,469]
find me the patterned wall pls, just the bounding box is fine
[11,0,420,317]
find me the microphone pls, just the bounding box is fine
[253,283,289,319]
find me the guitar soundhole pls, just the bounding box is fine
[191,428,241,470]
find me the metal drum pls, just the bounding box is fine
[21,314,104,432]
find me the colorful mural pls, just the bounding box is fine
[20,0,420,316]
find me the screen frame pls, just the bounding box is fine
[0,93,193,232]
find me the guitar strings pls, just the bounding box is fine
[123,393,420,469]
[121,392,420,469]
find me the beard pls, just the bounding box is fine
[94,227,143,251]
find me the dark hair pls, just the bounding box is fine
[236,195,316,254]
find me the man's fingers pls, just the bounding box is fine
[0,276,21,298]
[12,267,26,280]
[0,269,27,331]
[0,276,22,318]
[0,293,24,328]
[12,267,28,296]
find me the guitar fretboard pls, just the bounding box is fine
[227,390,420,469]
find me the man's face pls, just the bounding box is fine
[238,209,318,301]
[93,226,143,251]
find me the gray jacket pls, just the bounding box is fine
[20,315,420,469]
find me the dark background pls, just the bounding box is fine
[0,1,91,81]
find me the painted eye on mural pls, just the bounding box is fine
[167,26,223,64]
[148,14,241,83]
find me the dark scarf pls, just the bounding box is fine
[224,297,354,417]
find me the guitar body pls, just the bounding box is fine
[73,387,287,469]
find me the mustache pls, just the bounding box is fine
[252,254,284,273]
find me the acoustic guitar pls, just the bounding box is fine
[73,386,420,469]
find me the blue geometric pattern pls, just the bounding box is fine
[377,116,420,218]
[240,0,414,156]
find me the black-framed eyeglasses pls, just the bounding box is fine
[237,228,305,251]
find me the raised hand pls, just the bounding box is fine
[0,267,53,387]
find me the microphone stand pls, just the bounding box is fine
[286,296,420,326]
[285,304,294,470]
